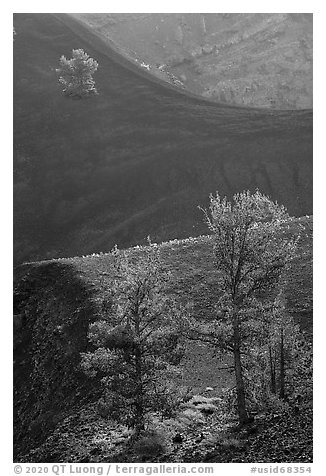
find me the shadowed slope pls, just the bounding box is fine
[14,13,312,263]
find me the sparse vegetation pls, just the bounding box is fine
[14,214,312,463]
[13,11,312,465]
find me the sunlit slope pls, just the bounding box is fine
[73,13,312,109]
[14,13,312,263]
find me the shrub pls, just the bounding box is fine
[132,431,166,457]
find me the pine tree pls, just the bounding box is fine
[56,49,98,98]
[193,190,297,424]
[81,244,188,437]
[243,291,302,410]
[265,292,312,406]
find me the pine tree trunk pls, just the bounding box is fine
[134,344,145,437]
[233,322,249,425]
[134,310,145,438]
[279,329,285,400]
[269,346,276,394]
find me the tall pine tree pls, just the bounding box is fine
[193,190,297,424]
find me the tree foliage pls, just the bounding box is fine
[193,190,298,424]
[56,49,98,98]
[81,244,189,436]
[238,290,312,412]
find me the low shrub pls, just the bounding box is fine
[132,431,166,457]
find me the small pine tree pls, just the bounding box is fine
[81,244,188,437]
[56,49,98,98]
[242,291,304,411]
[194,190,298,424]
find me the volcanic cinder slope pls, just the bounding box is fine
[13,13,312,263]
[73,13,313,109]
[13,216,312,461]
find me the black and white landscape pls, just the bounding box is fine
[13,13,313,464]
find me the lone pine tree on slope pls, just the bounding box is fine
[56,49,98,98]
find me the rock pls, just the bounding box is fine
[195,432,205,442]
[199,406,215,415]
[172,433,183,444]
[205,387,214,392]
